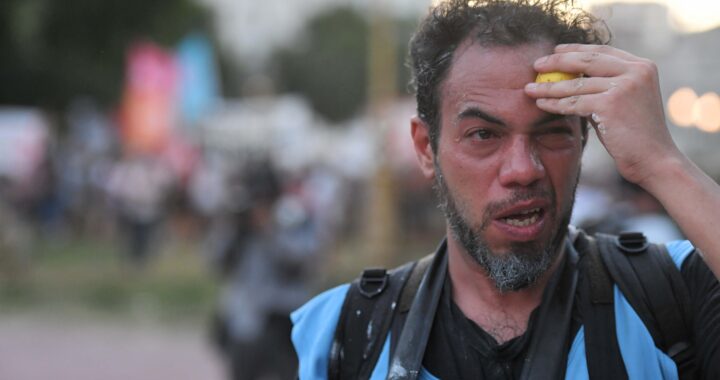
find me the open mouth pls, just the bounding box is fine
[489,198,551,241]
[500,207,544,227]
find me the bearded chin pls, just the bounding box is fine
[433,161,577,293]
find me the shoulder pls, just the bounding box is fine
[662,239,716,287]
[291,284,350,380]
[667,240,720,296]
[664,240,695,270]
[292,284,351,323]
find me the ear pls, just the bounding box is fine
[410,116,436,179]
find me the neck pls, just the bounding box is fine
[446,232,565,343]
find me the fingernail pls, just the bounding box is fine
[556,44,568,49]
[525,82,538,91]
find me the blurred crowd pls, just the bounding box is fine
[0,98,353,379]
[0,94,684,379]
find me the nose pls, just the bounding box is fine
[498,136,545,187]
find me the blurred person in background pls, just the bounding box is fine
[575,176,684,242]
[106,153,175,268]
[61,98,117,238]
[20,150,64,237]
[189,151,229,231]
[291,0,720,379]
[209,158,322,380]
[0,175,32,281]
[613,177,684,242]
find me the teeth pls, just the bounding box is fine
[518,208,541,215]
[504,214,539,227]
[503,209,541,227]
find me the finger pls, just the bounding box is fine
[525,76,617,98]
[535,93,604,117]
[554,43,643,62]
[534,51,629,77]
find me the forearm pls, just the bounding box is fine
[642,152,720,280]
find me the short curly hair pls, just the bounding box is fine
[409,0,610,151]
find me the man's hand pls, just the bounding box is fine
[524,44,680,188]
[526,43,720,282]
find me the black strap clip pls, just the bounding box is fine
[615,232,649,254]
[667,341,691,359]
[359,268,388,298]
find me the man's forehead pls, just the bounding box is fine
[436,41,559,126]
[444,41,552,92]
[455,101,582,130]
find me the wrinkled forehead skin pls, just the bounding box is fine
[443,40,542,119]
[450,38,550,87]
[439,39,582,139]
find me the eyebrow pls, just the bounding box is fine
[457,107,505,125]
[457,106,571,127]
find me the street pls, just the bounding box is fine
[0,314,226,380]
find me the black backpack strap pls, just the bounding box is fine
[398,254,434,313]
[575,231,628,380]
[593,232,696,379]
[390,254,434,357]
[388,244,448,380]
[328,255,433,380]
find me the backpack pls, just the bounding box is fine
[328,231,696,380]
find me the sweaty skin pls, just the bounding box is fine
[411,41,584,343]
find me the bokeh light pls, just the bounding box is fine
[693,92,720,133]
[667,87,698,128]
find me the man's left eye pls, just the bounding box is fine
[536,128,575,148]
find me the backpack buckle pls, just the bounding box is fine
[359,268,388,298]
[615,232,649,254]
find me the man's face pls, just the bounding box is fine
[417,41,584,291]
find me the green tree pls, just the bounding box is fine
[0,0,215,111]
[272,7,418,123]
[274,7,369,122]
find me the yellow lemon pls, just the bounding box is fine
[535,71,580,83]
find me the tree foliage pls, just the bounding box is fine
[272,7,418,123]
[0,0,213,110]
[273,7,369,123]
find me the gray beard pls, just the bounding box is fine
[433,160,575,292]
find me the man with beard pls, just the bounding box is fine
[292,1,720,379]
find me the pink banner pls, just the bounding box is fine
[119,42,178,154]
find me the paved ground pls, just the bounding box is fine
[0,314,227,380]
